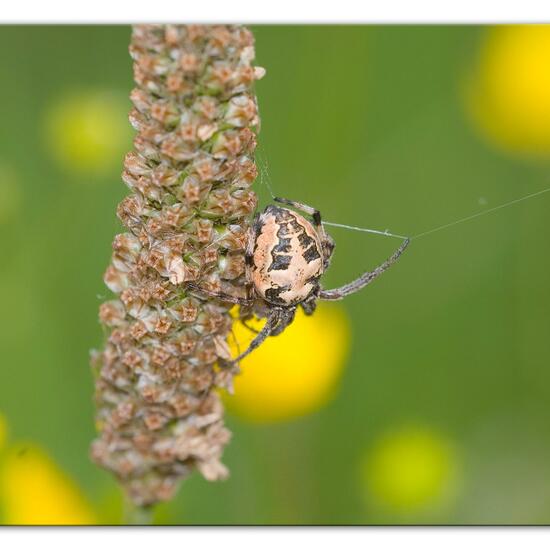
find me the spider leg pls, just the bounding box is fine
[187,283,254,307]
[230,312,277,364]
[245,212,260,281]
[269,307,296,336]
[319,238,410,301]
[301,296,317,316]
[273,196,325,238]
[240,318,260,334]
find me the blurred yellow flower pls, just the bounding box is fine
[225,304,350,423]
[44,90,131,175]
[0,164,21,223]
[1,444,96,525]
[361,425,459,514]
[466,25,550,158]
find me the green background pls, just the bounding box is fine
[1,25,550,524]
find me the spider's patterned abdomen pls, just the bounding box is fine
[252,205,324,306]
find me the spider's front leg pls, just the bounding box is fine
[319,238,410,301]
[269,306,296,336]
[273,196,326,238]
[240,317,260,334]
[186,283,254,307]
[229,310,278,364]
[229,305,297,364]
[300,294,317,316]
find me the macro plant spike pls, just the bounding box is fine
[90,24,264,506]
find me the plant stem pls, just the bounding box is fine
[125,501,154,525]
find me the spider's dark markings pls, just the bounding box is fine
[268,253,292,272]
[303,245,322,264]
[269,207,319,272]
[190,197,410,364]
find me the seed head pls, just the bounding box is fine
[91,24,264,506]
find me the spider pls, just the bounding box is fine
[191,197,410,363]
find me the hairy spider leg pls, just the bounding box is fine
[269,306,296,336]
[230,305,299,364]
[319,238,410,301]
[244,212,260,290]
[186,283,254,307]
[300,295,317,316]
[230,313,276,364]
[240,318,260,334]
[273,196,326,240]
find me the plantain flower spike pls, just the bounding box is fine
[90,24,264,506]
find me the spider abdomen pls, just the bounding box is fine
[251,205,324,306]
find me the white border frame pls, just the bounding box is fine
[1,0,550,23]
[1,527,550,549]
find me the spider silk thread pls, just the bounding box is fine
[255,147,550,244]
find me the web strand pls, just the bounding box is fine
[256,147,550,244]
[257,147,277,199]
[256,147,407,241]
[321,221,408,240]
[410,186,550,240]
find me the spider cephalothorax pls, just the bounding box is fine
[191,197,409,363]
